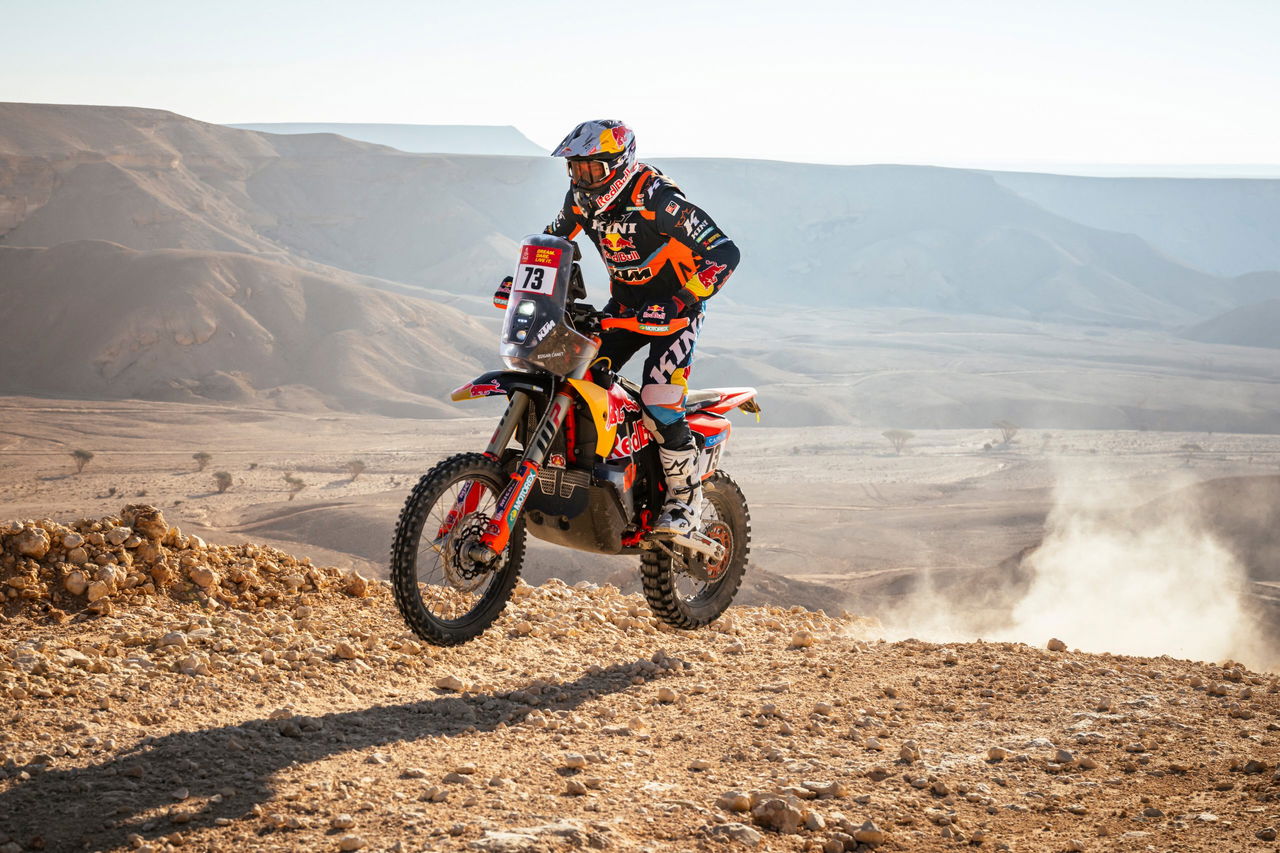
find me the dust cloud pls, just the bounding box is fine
[872,464,1275,671]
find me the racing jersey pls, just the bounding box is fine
[544,165,740,314]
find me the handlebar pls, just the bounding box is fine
[600,316,691,335]
[565,302,690,337]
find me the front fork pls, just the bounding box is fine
[466,380,579,564]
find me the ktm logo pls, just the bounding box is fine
[615,267,654,283]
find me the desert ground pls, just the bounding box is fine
[2,395,1278,644]
[3,399,1280,853]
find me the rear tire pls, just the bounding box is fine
[642,471,749,628]
[390,453,524,646]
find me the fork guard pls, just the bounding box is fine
[451,370,556,402]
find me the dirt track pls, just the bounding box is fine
[2,521,1279,852]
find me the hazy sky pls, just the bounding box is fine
[4,0,1278,167]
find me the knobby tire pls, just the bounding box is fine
[390,453,525,646]
[642,470,750,628]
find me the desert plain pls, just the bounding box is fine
[3,395,1280,852]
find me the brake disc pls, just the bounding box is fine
[441,516,500,592]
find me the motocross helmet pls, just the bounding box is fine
[553,119,637,197]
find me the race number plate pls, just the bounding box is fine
[514,245,563,296]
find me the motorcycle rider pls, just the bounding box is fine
[495,119,740,538]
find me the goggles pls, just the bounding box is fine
[567,158,610,188]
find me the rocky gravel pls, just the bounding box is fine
[2,510,1279,851]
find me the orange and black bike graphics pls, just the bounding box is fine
[389,233,760,646]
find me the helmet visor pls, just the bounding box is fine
[568,158,609,189]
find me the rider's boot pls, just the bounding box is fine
[654,444,702,536]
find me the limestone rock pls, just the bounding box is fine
[716,791,752,812]
[436,675,467,692]
[188,566,218,588]
[709,822,763,847]
[750,797,804,834]
[344,572,370,598]
[853,820,887,844]
[122,505,169,541]
[63,571,89,596]
[789,630,815,649]
[12,527,50,559]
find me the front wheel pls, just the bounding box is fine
[642,471,750,628]
[390,453,524,646]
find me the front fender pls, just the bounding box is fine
[450,370,555,402]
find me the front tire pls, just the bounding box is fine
[642,471,750,628]
[390,453,525,646]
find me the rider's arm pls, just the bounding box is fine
[653,190,740,309]
[544,190,585,240]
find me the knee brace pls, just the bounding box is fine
[640,383,692,447]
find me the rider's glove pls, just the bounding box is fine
[601,298,627,319]
[493,276,513,310]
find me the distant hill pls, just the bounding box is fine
[6,103,1276,330]
[1,102,1278,426]
[1181,297,1280,350]
[0,240,489,415]
[227,122,546,156]
[990,170,1280,277]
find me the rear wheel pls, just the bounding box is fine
[642,471,750,628]
[390,453,524,646]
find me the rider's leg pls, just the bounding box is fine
[592,328,646,385]
[638,313,705,535]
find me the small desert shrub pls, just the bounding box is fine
[346,459,367,481]
[213,471,233,493]
[283,472,306,500]
[882,429,915,455]
[248,462,259,470]
[993,420,1019,444]
[71,449,94,473]
[193,451,213,472]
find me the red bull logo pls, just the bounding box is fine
[697,263,728,288]
[598,127,626,154]
[609,421,652,459]
[601,232,636,252]
[469,382,502,397]
[605,385,642,429]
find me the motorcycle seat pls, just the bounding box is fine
[615,375,757,416]
[683,387,758,415]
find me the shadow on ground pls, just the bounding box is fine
[0,657,672,850]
